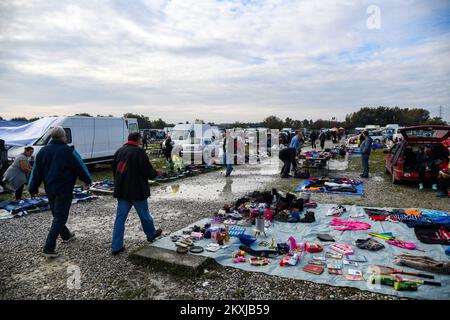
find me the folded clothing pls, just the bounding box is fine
[393,254,450,275]
[331,218,371,231]
[414,225,450,245]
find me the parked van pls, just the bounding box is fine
[6,116,139,165]
[170,123,221,162]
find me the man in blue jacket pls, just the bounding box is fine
[29,126,92,258]
[359,130,373,178]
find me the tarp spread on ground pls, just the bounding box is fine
[0,188,98,220]
[0,117,60,147]
[151,203,449,300]
[296,177,364,195]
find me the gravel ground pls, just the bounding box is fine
[1,144,447,300]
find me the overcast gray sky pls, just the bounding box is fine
[0,0,449,123]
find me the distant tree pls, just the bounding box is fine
[28,117,40,122]
[10,117,28,121]
[74,113,92,117]
[123,113,152,129]
[424,117,447,125]
[150,118,168,129]
[262,116,284,129]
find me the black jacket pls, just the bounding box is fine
[29,140,92,195]
[112,141,157,200]
[279,147,297,165]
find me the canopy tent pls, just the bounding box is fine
[0,117,60,147]
[0,120,29,128]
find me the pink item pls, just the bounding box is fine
[329,243,353,255]
[264,209,274,221]
[387,239,424,252]
[331,218,371,231]
[288,236,305,252]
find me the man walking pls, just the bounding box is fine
[29,127,92,258]
[319,131,326,150]
[309,130,317,149]
[111,132,162,255]
[359,130,372,178]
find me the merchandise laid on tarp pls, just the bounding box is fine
[0,187,98,220]
[151,189,449,300]
[347,146,362,157]
[299,151,331,170]
[89,179,114,194]
[296,176,364,195]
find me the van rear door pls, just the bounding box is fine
[70,117,94,160]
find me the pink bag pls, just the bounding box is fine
[387,239,417,250]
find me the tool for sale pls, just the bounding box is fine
[368,275,417,291]
[368,232,395,241]
[393,275,441,286]
[367,265,435,279]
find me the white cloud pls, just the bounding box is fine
[0,0,449,122]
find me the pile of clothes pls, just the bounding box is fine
[213,189,318,224]
[364,208,450,245]
[0,187,97,220]
[302,177,362,193]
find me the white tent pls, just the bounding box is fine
[0,117,60,147]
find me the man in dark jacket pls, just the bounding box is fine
[309,131,317,149]
[111,132,162,255]
[29,126,92,258]
[0,139,8,191]
[279,147,299,178]
[164,135,173,164]
[359,131,372,178]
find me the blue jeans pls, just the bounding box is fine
[223,153,233,176]
[44,193,73,251]
[112,198,156,252]
[361,154,370,176]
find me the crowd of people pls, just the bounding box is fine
[0,125,448,258]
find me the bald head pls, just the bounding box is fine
[51,126,67,143]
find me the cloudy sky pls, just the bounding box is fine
[0,0,449,123]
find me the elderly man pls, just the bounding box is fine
[359,130,373,178]
[29,126,92,258]
[289,130,304,152]
[111,132,162,255]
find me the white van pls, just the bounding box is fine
[170,123,221,162]
[6,116,139,165]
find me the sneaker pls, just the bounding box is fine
[62,233,76,243]
[147,229,163,243]
[419,183,424,190]
[432,184,438,191]
[43,249,60,258]
[327,205,346,216]
[112,247,125,255]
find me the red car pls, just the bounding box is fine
[385,125,450,184]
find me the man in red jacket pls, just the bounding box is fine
[111,132,162,255]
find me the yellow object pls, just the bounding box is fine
[404,209,421,216]
[224,224,230,242]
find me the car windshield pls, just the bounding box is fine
[171,130,190,140]
[404,129,448,139]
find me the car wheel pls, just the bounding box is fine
[375,139,380,144]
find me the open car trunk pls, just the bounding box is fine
[400,125,450,144]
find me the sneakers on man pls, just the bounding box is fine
[42,249,60,258]
[147,229,163,243]
[419,183,424,190]
[432,184,438,191]
[112,247,125,255]
[62,233,76,243]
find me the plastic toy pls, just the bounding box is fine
[329,243,353,255]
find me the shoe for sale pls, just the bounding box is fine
[419,183,424,191]
[62,233,76,243]
[287,211,300,223]
[43,249,60,258]
[431,184,438,191]
[326,205,346,216]
[147,229,163,243]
